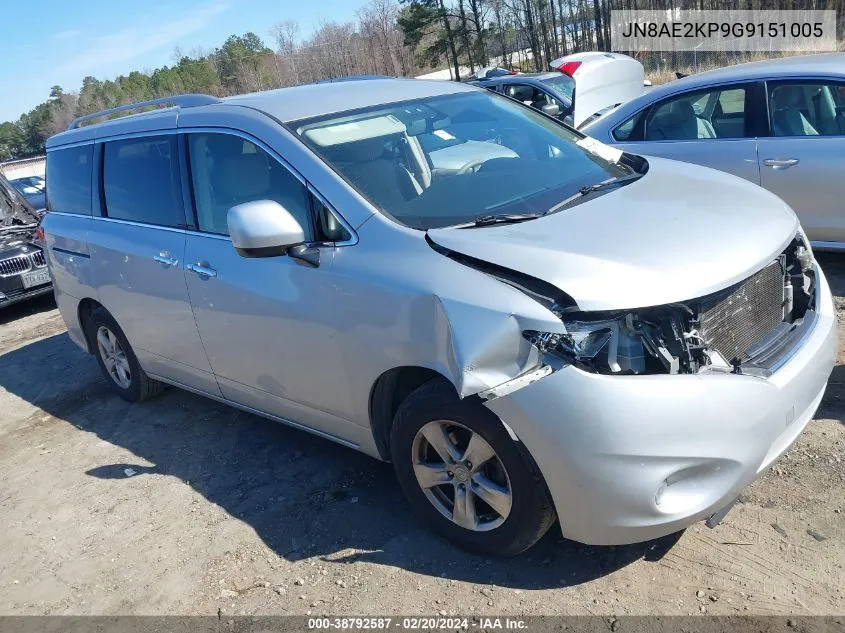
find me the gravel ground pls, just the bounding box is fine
[0,256,843,617]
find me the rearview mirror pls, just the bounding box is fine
[228,200,305,258]
[541,103,561,117]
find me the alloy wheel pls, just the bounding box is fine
[96,325,132,389]
[411,420,512,531]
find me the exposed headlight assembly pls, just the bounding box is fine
[524,309,693,375]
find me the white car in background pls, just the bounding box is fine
[472,52,646,128]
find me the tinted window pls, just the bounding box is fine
[187,133,312,238]
[103,137,183,227]
[46,145,93,215]
[769,81,845,137]
[644,86,748,141]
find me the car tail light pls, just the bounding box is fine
[557,61,582,76]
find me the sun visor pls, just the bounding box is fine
[302,115,406,147]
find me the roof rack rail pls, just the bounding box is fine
[67,94,222,130]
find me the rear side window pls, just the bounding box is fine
[46,145,93,215]
[102,137,184,227]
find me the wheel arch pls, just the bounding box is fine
[77,297,105,354]
[368,366,451,461]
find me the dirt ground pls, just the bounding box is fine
[0,257,843,618]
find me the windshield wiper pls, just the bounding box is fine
[545,173,643,215]
[578,173,642,196]
[471,213,545,227]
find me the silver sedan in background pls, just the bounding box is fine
[583,53,845,250]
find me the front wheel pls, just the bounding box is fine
[390,380,556,556]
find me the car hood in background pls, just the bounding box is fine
[0,173,41,228]
[427,157,799,311]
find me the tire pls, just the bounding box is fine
[88,308,165,402]
[390,379,556,556]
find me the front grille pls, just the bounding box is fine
[32,251,46,267]
[699,260,786,362]
[0,256,32,276]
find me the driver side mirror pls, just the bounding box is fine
[228,200,305,258]
[541,103,561,117]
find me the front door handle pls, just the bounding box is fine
[763,158,799,170]
[153,251,179,267]
[186,262,217,278]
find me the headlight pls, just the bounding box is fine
[524,310,687,375]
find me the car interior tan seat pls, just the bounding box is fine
[771,86,819,137]
[215,148,272,235]
[646,100,716,140]
[333,137,422,211]
[506,84,555,113]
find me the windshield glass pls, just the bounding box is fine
[295,91,629,230]
[11,177,45,195]
[539,74,575,99]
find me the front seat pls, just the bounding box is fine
[209,137,272,235]
[770,86,819,137]
[646,100,716,141]
[337,137,421,211]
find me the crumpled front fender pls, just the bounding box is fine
[431,292,565,398]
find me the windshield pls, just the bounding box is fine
[295,91,629,230]
[540,74,575,99]
[11,177,45,194]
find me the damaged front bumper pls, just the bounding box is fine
[483,264,837,546]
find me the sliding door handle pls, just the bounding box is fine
[763,158,799,170]
[186,263,217,278]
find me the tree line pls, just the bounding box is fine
[2,0,843,161]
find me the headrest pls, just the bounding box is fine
[656,100,696,126]
[219,152,270,199]
[772,86,800,109]
[506,85,533,101]
[335,138,386,163]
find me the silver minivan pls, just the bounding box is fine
[43,79,836,555]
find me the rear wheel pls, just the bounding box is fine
[89,308,164,402]
[391,380,555,556]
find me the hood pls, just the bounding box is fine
[0,173,40,228]
[427,157,799,311]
